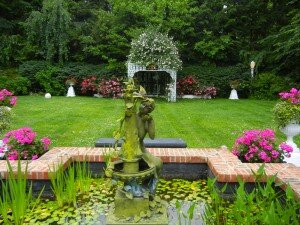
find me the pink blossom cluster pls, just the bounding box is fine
[0,89,17,107]
[279,88,300,104]
[1,127,51,160]
[232,129,292,163]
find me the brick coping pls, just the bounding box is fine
[0,147,299,198]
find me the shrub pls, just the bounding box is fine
[1,127,51,160]
[250,72,293,100]
[201,86,217,97]
[0,69,30,95]
[232,129,293,163]
[81,76,98,95]
[35,67,65,95]
[177,75,199,95]
[99,78,123,98]
[19,61,126,94]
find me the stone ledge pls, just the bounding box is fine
[0,147,299,198]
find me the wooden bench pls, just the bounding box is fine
[95,138,187,148]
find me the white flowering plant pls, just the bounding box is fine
[128,29,182,71]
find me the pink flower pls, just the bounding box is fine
[41,137,51,150]
[232,149,239,156]
[32,155,39,160]
[279,142,293,153]
[10,96,17,106]
[271,150,279,158]
[3,127,51,161]
[7,150,18,160]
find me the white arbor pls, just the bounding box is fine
[127,62,177,102]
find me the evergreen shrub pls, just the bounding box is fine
[0,69,30,95]
[250,72,294,100]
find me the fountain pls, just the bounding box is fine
[106,79,167,224]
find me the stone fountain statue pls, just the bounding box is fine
[106,79,167,224]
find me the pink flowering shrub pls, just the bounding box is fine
[177,75,199,95]
[0,127,51,160]
[99,78,123,98]
[0,89,17,107]
[200,86,217,97]
[177,75,217,97]
[274,88,300,127]
[81,76,98,95]
[232,129,293,163]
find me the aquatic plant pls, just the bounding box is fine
[49,164,77,207]
[75,160,92,194]
[203,165,300,224]
[0,159,43,225]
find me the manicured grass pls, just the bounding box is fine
[5,96,299,148]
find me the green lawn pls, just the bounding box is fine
[5,96,299,149]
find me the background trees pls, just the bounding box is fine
[0,0,299,97]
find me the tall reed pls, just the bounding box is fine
[75,159,92,194]
[203,165,300,224]
[49,163,78,207]
[0,159,43,225]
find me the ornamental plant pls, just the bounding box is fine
[232,129,293,163]
[273,88,300,128]
[1,127,51,160]
[177,75,199,95]
[99,78,123,98]
[201,86,217,97]
[81,76,98,95]
[128,28,182,70]
[0,89,17,107]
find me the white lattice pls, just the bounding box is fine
[127,62,177,102]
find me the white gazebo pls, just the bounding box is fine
[127,62,177,102]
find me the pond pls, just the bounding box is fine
[1,178,209,225]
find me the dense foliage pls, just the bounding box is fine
[0,0,299,98]
[128,28,182,70]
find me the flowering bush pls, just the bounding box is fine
[177,76,217,97]
[81,76,98,95]
[128,28,182,70]
[99,78,123,98]
[273,88,300,127]
[0,89,17,107]
[201,86,217,97]
[177,76,199,95]
[232,129,293,163]
[0,127,51,160]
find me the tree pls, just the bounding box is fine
[25,0,71,64]
[261,8,300,78]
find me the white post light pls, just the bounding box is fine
[250,61,255,78]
